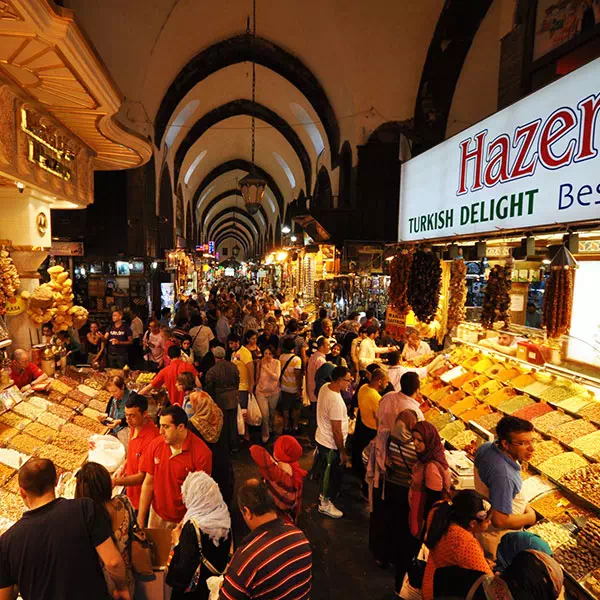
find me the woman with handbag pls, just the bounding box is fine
[74,462,138,599]
[167,472,233,600]
[254,346,281,444]
[421,490,492,600]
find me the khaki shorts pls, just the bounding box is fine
[148,506,178,530]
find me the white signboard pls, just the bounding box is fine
[399,56,600,242]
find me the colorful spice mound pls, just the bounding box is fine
[531,411,573,434]
[512,402,554,422]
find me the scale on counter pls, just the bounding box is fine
[446,450,475,490]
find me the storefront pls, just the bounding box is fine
[397,54,600,595]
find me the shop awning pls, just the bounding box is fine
[292,214,331,242]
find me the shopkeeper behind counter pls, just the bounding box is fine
[10,349,48,390]
[474,416,537,559]
[401,328,432,362]
[479,330,518,356]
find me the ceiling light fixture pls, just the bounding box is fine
[281,225,291,234]
[238,0,267,216]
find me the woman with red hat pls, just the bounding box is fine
[249,435,307,523]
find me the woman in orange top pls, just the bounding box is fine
[422,490,492,600]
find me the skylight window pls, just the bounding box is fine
[184,150,207,185]
[165,100,200,148]
[273,152,296,188]
[290,102,325,155]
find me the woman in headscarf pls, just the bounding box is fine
[409,421,452,539]
[421,490,492,600]
[433,549,564,600]
[249,435,307,523]
[495,531,552,574]
[166,472,233,600]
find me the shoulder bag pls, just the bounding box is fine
[279,355,297,384]
[121,495,154,576]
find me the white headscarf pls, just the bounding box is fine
[181,471,231,546]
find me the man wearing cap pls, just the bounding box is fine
[204,346,240,452]
[250,436,307,523]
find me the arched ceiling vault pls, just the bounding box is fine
[204,197,267,237]
[193,159,284,215]
[155,35,340,167]
[213,222,254,249]
[199,190,269,233]
[174,99,312,193]
[216,230,250,252]
[207,208,260,242]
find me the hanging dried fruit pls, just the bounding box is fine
[481,260,513,329]
[0,250,20,316]
[542,268,575,339]
[407,249,442,324]
[389,248,413,317]
[447,259,467,331]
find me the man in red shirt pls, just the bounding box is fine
[137,405,212,529]
[111,394,159,509]
[138,346,198,406]
[10,349,48,390]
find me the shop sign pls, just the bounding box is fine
[49,241,84,256]
[384,305,406,337]
[5,295,27,317]
[399,56,600,242]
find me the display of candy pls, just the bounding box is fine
[498,395,535,415]
[77,385,98,398]
[94,390,112,403]
[0,412,29,429]
[27,396,50,410]
[37,444,83,471]
[531,411,573,434]
[9,433,42,455]
[23,422,55,442]
[554,539,600,581]
[553,420,597,445]
[36,412,66,431]
[49,379,71,395]
[48,390,65,403]
[527,520,573,551]
[57,375,79,388]
[67,389,91,405]
[448,430,478,451]
[557,395,594,414]
[474,412,504,434]
[540,386,577,404]
[530,490,571,518]
[529,441,565,468]
[73,415,106,434]
[439,420,465,441]
[561,465,600,508]
[580,402,600,425]
[12,402,44,421]
[0,490,25,522]
[83,378,106,391]
[571,430,600,458]
[577,518,600,558]
[512,402,554,422]
[538,452,589,481]
[0,463,15,486]
[583,569,600,598]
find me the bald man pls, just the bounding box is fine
[10,349,48,390]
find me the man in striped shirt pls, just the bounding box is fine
[220,479,312,600]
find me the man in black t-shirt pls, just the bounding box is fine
[105,310,133,369]
[0,458,130,600]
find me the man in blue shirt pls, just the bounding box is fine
[474,416,537,558]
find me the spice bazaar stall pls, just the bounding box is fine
[0,0,151,351]
[395,54,600,597]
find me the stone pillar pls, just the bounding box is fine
[0,188,52,351]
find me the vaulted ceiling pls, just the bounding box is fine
[62,0,514,257]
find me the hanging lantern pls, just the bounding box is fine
[239,172,266,215]
[232,244,241,258]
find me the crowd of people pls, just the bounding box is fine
[1,280,568,600]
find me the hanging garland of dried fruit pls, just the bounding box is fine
[542,268,575,339]
[0,249,20,316]
[481,260,513,329]
[447,259,467,331]
[407,248,442,324]
[388,247,414,317]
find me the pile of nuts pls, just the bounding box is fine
[576,518,600,558]
[554,540,600,580]
[538,452,589,481]
[561,465,600,508]
[529,441,564,468]
[531,490,571,519]
[527,520,573,551]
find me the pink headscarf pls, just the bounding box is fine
[412,421,448,469]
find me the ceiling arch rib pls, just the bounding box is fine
[210,214,258,242]
[204,198,266,238]
[174,100,311,193]
[216,229,250,249]
[155,35,340,167]
[193,159,284,215]
[213,223,254,250]
[216,236,250,257]
[207,208,260,242]
[200,190,269,236]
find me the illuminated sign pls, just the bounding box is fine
[21,108,74,181]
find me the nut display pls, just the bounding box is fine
[540,385,577,404]
[558,395,594,414]
[439,420,465,441]
[66,389,90,404]
[538,452,589,481]
[23,422,55,443]
[527,520,573,551]
[61,397,84,411]
[583,569,600,598]
[48,390,65,403]
[88,399,107,413]
[94,390,112,404]
[577,518,600,558]
[530,490,572,519]
[61,423,92,441]
[82,407,103,421]
[553,419,597,445]
[0,489,25,522]
[52,433,89,455]
[57,375,79,388]
[531,411,573,434]
[0,412,29,429]
[83,377,106,391]
[0,424,16,445]
[48,404,75,421]
[529,441,564,468]
[9,433,42,455]
[49,379,71,395]
[554,539,600,581]
[36,412,66,431]
[474,412,504,434]
[77,385,98,398]
[12,402,44,421]
[561,465,600,508]
[427,412,453,431]
[571,430,600,458]
[448,430,478,451]
[37,444,83,471]
[0,463,15,486]
[580,403,600,425]
[73,415,106,434]
[27,396,49,410]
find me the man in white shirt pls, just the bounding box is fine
[129,308,144,368]
[378,371,426,422]
[358,326,392,370]
[188,315,215,362]
[306,336,330,442]
[401,329,432,362]
[386,350,446,392]
[279,337,304,433]
[313,366,353,519]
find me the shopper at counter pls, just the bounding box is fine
[10,348,48,390]
[138,405,212,529]
[359,326,395,370]
[387,351,446,392]
[112,394,159,510]
[86,322,105,367]
[142,320,166,371]
[0,458,130,600]
[474,416,537,559]
[101,376,130,437]
[105,310,133,369]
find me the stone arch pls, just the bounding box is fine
[213,222,254,250]
[207,208,260,242]
[216,231,250,254]
[338,141,353,208]
[155,34,340,166]
[174,100,311,192]
[158,164,174,252]
[199,189,269,235]
[313,166,333,209]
